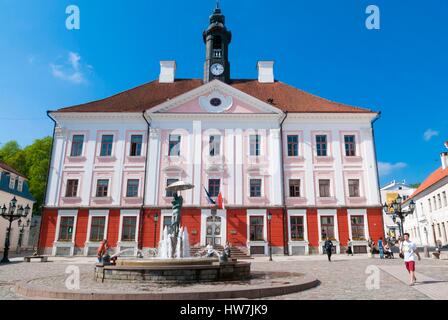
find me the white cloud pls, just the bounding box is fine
[378,162,407,177]
[50,51,90,84]
[423,129,439,141]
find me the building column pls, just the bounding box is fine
[146,128,161,206]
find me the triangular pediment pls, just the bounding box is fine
[147,80,283,115]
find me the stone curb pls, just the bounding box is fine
[14,274,320,300]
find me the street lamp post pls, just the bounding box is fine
[154,213,159,249]
[383,195,416,239]
[16,218,31,254]
[267,212,273,261]
[1,197,30,263]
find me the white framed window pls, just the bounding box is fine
[95,179,110,198]
[246,209,268,243]
[118,210,140,243]
[347,209,369,242]
[17,178,24,192]
[70,134,85,157]
[86,210,109,242]
[209,135,221,156]
[249,134,261,156]
[249,178,263,197]
[317,209,340,254]
[9,175,16,189]
[287,209,308,242]
[53,210,78,256]
[168,134,181,156]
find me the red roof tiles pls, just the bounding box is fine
[407,166,448,201]
[55,79,375,114]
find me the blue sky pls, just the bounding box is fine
[0,0,447,186]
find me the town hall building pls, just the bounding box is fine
[38,5,384,257]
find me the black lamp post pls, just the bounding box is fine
[16,218,31,254]
[383,195,415,238]
[1,197,30,263]
[267,212,273,261]
[154,213,159,249]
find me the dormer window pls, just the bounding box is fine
[17,178,23,192]
[9,175,16,190]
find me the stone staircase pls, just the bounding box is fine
[190,245,252,260]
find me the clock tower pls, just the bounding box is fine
[203,2,231,83]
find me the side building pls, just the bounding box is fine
[0,161,35,251]
[403,146,448,246]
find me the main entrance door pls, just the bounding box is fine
[206,215,222,246]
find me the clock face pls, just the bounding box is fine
[210,63,224,76]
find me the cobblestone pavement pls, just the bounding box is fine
[0,255,446,300]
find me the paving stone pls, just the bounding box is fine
[0,255,441,300]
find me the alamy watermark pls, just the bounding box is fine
[65,265,80,290]
[66,5,80,30]
[365,5,381,30]
[365,265,380,290]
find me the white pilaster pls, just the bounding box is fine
[192,121,202,206]
[303,129,316,205]
[360,127,380,206]
[48,127,67,206]
[234,129,243,205]
[269,128,283,205]
[225,129,235,205]
[146,128,161,206]
[332,129,345,205]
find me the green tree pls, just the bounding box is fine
[0,137,52,215]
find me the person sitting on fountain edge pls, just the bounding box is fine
[97,239,109,263]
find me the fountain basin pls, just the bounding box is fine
[115,257,219,267]
[95,259,250,283]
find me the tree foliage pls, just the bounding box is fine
[0,137,52,215]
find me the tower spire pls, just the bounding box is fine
[203,1,232,83]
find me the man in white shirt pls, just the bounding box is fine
[399,233,421,286]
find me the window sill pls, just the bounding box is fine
[96,156,116,163]
[289,240,308,243]
[286,156,305,161]
[91,197,113,205]
[314,156,334,163]
[316,197,337,205]
[126,156,146,163]
[346,196,367,205]
[343,156,363,163]
[66,156,87,163]
[61,197,82,205]
[122,197,143,205]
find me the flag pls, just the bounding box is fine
[217,192,224,209]
[203,186,216,205]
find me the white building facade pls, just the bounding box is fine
[38,6,384,257]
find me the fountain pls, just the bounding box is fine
[94,181,250,283]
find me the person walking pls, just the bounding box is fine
[97,239,109,263]
[346,238,354,256]
[399,233,421,286]
[378,237,384,259]
[324,237,334,262]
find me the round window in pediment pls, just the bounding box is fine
[210,98,222,107]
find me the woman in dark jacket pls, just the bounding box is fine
[324,237,334,262]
